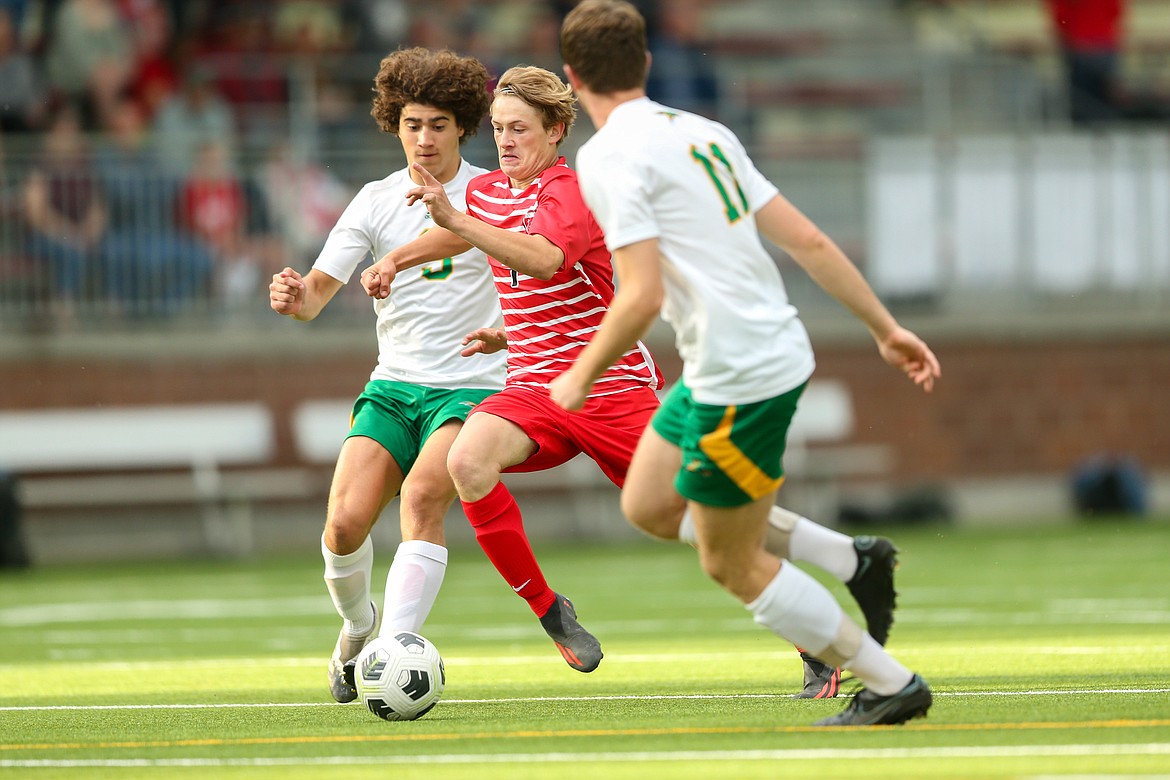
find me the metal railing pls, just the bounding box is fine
[5,1,1170,335]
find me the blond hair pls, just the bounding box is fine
[494,66,577,145]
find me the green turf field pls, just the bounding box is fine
[2,518,1168,779]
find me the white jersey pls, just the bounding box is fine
[313,160,506,390]
[576,97,815,406]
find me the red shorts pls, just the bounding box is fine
[470,385,660,487]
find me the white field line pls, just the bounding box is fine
[4,596,1170,628]
[10,644,1170,672]
[2,743,1170,768]
[1,686,1168,712]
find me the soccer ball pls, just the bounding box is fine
[354,631,445,721]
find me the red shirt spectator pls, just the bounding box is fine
[179,142,246,252]
[1046,0,1124,50]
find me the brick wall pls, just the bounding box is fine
[811,336,1170,481]
[2,334,1167,481]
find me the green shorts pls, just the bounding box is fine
[348,381,497,474]
[651,380,806,507]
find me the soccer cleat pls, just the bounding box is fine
[846,535,898,646]
[326,601,380,703]
[538,593,603,673]
[813,673,932,727]
[794,651,842,699]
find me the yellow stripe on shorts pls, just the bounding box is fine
[698,406,784,500]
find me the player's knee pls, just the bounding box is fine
[399,477,457,518]
[323,512,371,555]
[445,446,495,499]
[696,546,745,592]
[697,553,729,587]
[621,491,684,540]
[398,480,457,541]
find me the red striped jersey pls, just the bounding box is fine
[465,158,663,397]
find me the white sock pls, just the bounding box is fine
[381,540,448,635]
[844,634,913,696]
[787,516,858,582]
[746,560,844,653]
[747,562,911,695]
[322,534,375,636]
[677,510,698,546]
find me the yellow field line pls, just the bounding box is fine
[3,719,1170,752]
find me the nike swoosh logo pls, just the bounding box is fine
[854,557,872,582]
[512,579,532,593]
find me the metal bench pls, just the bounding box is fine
[0,403,309,556]
[782,379,895,523]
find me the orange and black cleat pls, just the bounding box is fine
[794,650,842,699]
[539,592,603,673]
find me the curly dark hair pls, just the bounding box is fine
[371,47,492,142]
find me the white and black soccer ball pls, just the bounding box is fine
[354,631,445,721]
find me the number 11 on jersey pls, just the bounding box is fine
[691,142,749,225]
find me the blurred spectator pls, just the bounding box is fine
[43,0,133,129]
[0,6,45,132]
[198,4,287,108]
[178,140,276,309]
[151,65,237,176]
[0,129,47,324]
[96,97,212,315]
[345,0,408,53]
[1045,0,1126,125]
[405,0,480,55]
[193,3,287,151]
[178,140,245,258]
[0,0,28,33]
[124,0,180,120]
[260,140,350,258]
[273,0,348,57]
[311,66,366,151]
[509,4,562,73]
[645,0,719,119]
[547,0,716,115]
[21,105,107,324]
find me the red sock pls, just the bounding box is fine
[462,481,556,617]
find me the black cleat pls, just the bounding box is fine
[814,673,932,727]
[539,593,603,673]
[846,536,898,646]
[794,651,841,699]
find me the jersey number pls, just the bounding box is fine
[416,227,454,280]
[691,143,749,224]
[421,258,453,280]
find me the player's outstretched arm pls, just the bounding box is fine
[270,268,343,322]
[361,226,473,299]
[409,163,565,281]
[755,194,940,392]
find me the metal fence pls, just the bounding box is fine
[5,0,1170,334]
[0,135,387,332]
[6,128,1170,335]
